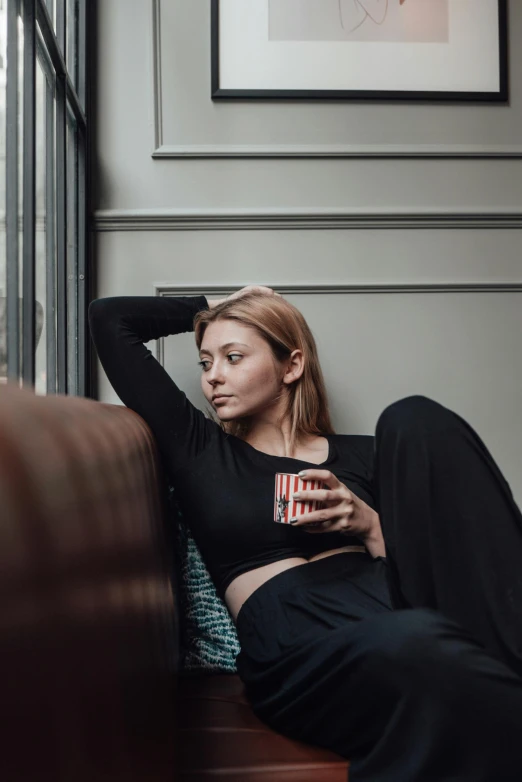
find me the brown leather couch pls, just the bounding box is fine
[0,384,350,781]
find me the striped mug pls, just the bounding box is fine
[274,472,327,526]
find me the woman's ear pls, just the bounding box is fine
[283,350,304,385]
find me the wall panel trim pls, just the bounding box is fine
[152,144,522,160]
[151,0,522,160]
[94,208,522,232]
[155,283,522,296]
[153,283,522,366]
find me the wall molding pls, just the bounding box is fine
[155,283,522,296]
[93,208,522,232]
[153,282,522,365]
[152,144,522,160]
[151,0,522,160]
[152,0,163,151]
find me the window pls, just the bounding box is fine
[0,0,90,395]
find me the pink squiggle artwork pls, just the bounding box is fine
[338,0,407,35]
[268,0,448,44]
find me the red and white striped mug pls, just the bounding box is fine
[274,472,327,526]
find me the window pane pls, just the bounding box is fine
[0,1,6,384]
[0,1,23,384]
[66,0,78,90]
[44,0,65,54]
[0,0,86,395]
[45,77,57,394]
[66,102,77,394]
[77,0,84,110]
[43,0,54,25]
[35,50,52,395]
[17,7,22,227]
[9,2,24,381]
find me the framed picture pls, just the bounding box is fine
[211,0,508,102]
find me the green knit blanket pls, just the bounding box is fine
[174,506,241,673]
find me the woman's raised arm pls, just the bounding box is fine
[88,295,218,473]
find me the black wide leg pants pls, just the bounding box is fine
[235,396,522,781]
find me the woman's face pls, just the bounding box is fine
[199,319,290,422]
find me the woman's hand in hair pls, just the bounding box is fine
[289,469,380,541]
[207,286,282,310]
[226,285,283,302]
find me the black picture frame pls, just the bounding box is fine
[211,0,508,103]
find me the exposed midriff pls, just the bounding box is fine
[225,546,366,623]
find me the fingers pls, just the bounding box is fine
[289,514,331,529]
[292,488,337,503]
[290,507,331,525]
[253,286,282,298]
[233,285,283,299]
[297,470,342,489]
[290,503,354,526]
[293,485,350,503]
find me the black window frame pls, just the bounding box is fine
[4,0,92,397]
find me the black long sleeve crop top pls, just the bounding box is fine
[88,295,376,601]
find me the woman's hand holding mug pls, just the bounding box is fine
[289,468,386,557]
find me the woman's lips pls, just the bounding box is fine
[213,396,231,405]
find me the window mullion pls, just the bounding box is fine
[36,0,85,128]
[77,125,85,395]
[45,77,56,393]
[6,0,21,381]
[66,108,77,395]
[21,0,37,388]
[56,71,67,393]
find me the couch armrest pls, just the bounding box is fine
[0,383,180,781]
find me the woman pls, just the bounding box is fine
[89,285,522,781]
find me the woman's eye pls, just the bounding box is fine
[198,354,242,371]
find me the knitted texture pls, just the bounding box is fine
[174,507,241,673]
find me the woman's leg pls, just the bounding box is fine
[248,607,522,782]
[374,394,522,678]
[236,552,522,780]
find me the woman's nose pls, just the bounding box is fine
[207,362,225,382]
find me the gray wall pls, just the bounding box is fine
[94,0,522,505]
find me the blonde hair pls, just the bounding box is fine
[193,292,336,456]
